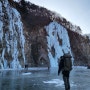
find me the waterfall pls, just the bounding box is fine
[45,21,72,67]
[0,0,25,69]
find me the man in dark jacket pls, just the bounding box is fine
[58,53,72,90]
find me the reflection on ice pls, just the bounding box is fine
[49,67,58,74]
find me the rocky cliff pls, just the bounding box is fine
[14,0,90,67]
[0,0,90,69]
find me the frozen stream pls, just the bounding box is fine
[0,66,90,90]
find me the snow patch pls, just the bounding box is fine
[73,66,87,69]
[22,72,32,75]
[43,79,76,87]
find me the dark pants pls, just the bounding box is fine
[62,71,70,90]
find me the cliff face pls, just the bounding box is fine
[13,1,73,67]
[68,29,90,65]
[0,0,90,69]
[0,0,25,69]
[14,1,90,67]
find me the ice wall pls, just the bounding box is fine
[45,21,72,67]
[0,0,25,69]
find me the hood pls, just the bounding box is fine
[64,53,72,58]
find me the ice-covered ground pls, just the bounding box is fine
[0,66,90,90]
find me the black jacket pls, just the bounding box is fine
[58,54,72,76]
[58,56,64,75]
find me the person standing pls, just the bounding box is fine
[24,63,28,73]
[58,53,72,90]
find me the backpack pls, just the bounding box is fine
[63,56,72,71]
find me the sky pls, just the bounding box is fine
[19,0,90,34]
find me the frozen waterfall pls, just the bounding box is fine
[0,0,25,69]
[45,21,73,67]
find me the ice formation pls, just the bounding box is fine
[45,21,73,67]
[0,0,25,69]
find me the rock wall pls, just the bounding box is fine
[1,0,90,69]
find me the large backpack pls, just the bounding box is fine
[63,56,72,71]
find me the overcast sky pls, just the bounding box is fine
[24,0,90,34]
